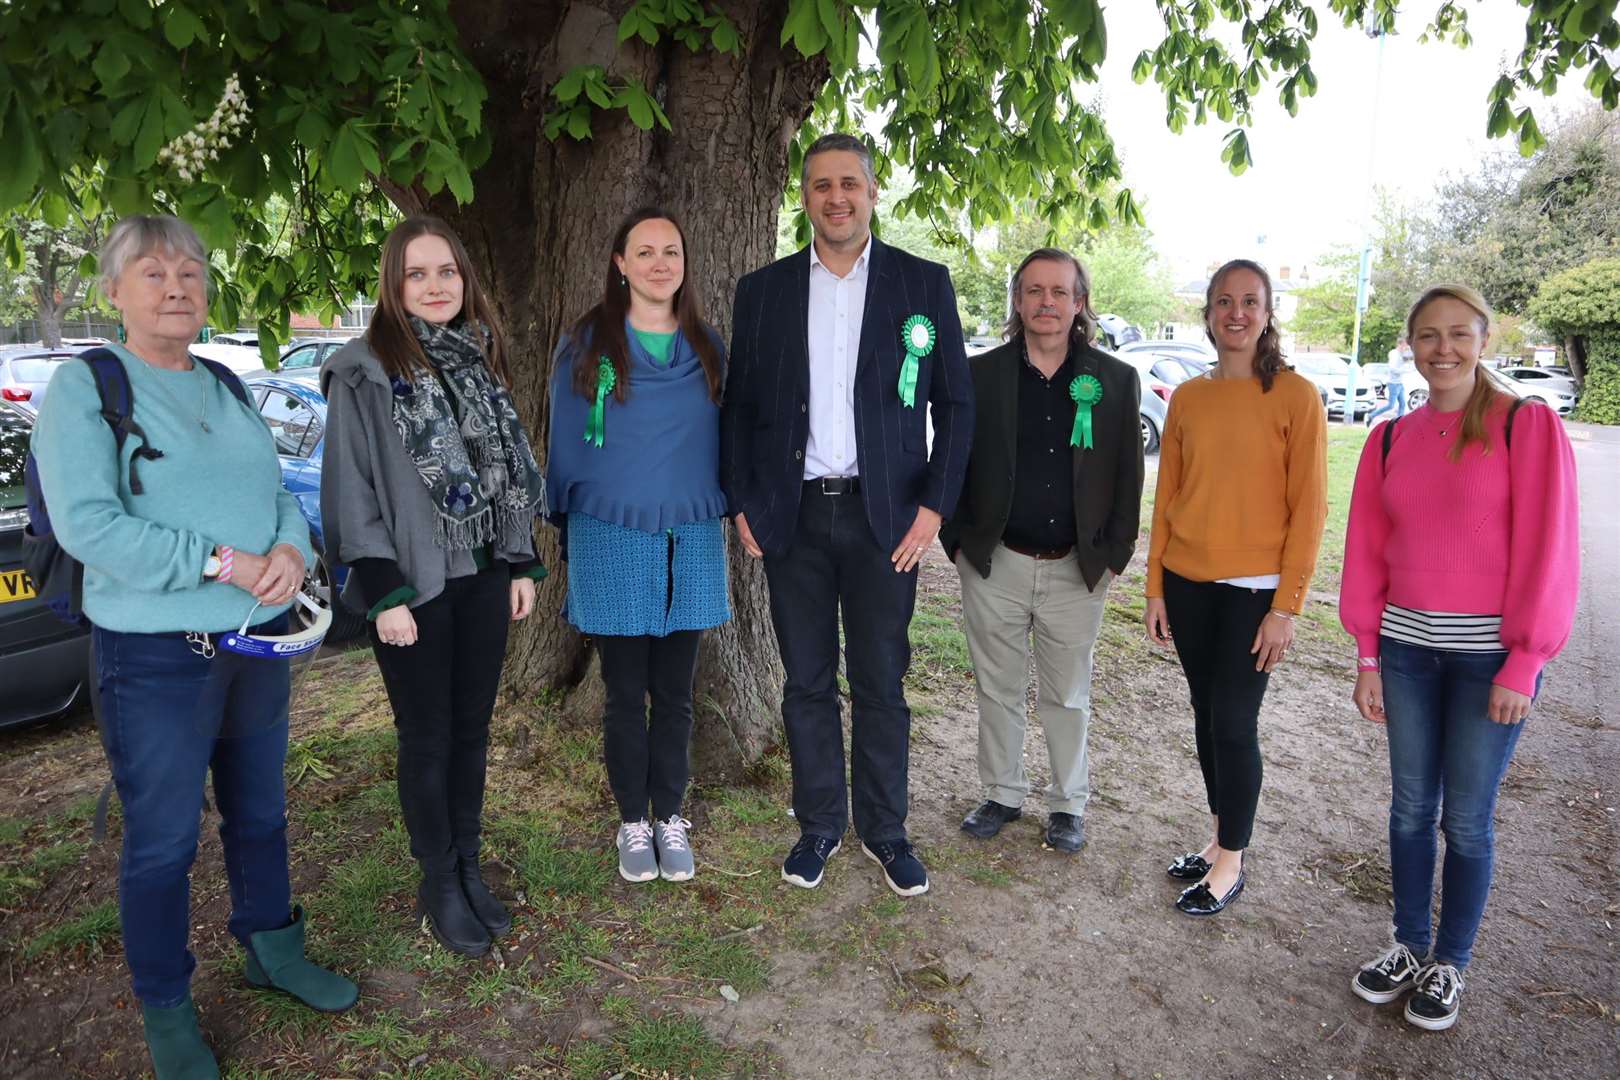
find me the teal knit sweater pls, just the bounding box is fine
[32,345,313,634]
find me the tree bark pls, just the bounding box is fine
[416,1,826,778]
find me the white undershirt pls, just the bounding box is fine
[804,237,870,479]
[1219,574,1281,589]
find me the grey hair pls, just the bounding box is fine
[1003,247,1098,345]
[98,214,207,291]
[800,132,877,193]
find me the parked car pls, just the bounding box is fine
[0,400,90,729]
[1498,366,1577,398]
[190,341,266,375]
[1290,352,1377,419]
[1498,369,1577,415]
[1103,350,1174,454]
[0,347,74,410]
[247,376,365,641]
[1095,314,1143,351]
[1117,339,1218,366]
[251,337,352,379]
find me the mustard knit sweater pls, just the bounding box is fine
[1145,369,1328,613]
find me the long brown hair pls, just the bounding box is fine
[1406,283,1509,461]
[1203,258,1288,392]
[1002,247,1099,346]
[567,207,723,404]
[366,216,512,387]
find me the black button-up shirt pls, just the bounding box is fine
[1002,343,1079,552]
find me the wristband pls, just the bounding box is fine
[1358,657,1379,671]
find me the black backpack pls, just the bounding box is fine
[22,347,252,625]
[1380,395,1531,471]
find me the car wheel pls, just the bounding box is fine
[1140,413,1160,454]
[1408,388,1428,410]
[301,543,366,644]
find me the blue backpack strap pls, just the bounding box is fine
[193,356,253,408]
[79,347,163,495]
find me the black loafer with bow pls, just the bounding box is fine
[1175,871,1245,916]
[1166,852,1212,881]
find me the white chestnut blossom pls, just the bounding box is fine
[157,74,251,178]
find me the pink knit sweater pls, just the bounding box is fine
[1339,401,1580,696]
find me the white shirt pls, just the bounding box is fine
[804,236,871,479]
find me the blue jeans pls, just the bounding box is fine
[93,622,293,1006]
[1380,637,1530,969]
[1367,380,1409,424]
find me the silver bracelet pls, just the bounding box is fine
[1268,609,1295,620]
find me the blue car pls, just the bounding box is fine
[249,375,365,642]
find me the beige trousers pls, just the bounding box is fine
[956,545,1112,815]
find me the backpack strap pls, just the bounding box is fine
[193,355,253,409]
[1504,395,1529,451]
[1379,414,1401,472]
[79,348,164,496]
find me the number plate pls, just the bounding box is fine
[0,568,37,604]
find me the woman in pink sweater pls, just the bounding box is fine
[1339,284,1579,1032]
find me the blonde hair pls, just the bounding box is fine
[1406,284,1509,461]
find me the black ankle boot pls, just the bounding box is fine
[458,859,512,938]
[417,870,492,957]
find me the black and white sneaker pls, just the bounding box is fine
[861,838,930,897]
[1352,942,1424,1004]
[1405,963,1464,1031]
[781,834,841,889]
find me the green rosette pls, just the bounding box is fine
[584,357,616,447]
[898,314,936,409]
[1069,374,1103,449]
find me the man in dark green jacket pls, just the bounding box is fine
[939,248,1144,853]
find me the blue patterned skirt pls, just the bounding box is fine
[564,513,731,637]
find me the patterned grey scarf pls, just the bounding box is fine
[390,316,546,551]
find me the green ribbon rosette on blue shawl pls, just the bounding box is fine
[898,314,935,408]
[584,357,616,447]
[1069,374,1103,449]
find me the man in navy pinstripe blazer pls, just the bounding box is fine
[720,134,973,898]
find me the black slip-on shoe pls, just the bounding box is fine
[1175,871,1245,916]
[1166,852,1213,881]
[960,800,1021,839]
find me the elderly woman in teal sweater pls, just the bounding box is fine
[32,215,356,1080]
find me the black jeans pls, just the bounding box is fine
[597,630,702,822]
[1162,569,1274,851]
[763,487,917,844]
[370,568,510,874]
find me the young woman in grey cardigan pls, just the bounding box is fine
[320,217,546,958]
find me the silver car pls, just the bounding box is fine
[1291,352,1378,419]
[0,348,74,410]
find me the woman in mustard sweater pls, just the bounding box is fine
[1143,259,1327,916]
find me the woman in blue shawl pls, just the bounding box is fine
[547,207,730,885]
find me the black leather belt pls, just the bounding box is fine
[1002,541,1073,560]
[805,476,861,495]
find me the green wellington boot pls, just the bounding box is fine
[141,992,220,1080]
[244,905,359,1013]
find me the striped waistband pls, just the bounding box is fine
[1380,604,1504,652]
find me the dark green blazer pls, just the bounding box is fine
[940,336,1145,590]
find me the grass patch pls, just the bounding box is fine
[566,1016,730,1080]
[664,927,771,992]
[0,838,89,906]
[487,813,615,905]
[335,1010,432,1062]
[23,900,120,960]
[909,604,974,683]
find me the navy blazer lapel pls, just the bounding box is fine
[789,247,812,395]
[854,235,893,382]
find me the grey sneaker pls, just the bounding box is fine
[655,815,695,882]
[616,820,658,883]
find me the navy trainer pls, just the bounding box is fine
[781,833,841,889]
[861,838,930,897]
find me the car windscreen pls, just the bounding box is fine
[0,411,30,511]
[1295,357,1348,375]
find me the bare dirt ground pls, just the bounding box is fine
[1,429,1615,1079]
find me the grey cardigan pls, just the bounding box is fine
[319,337,536,612]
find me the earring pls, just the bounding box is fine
[620,274,627,287]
